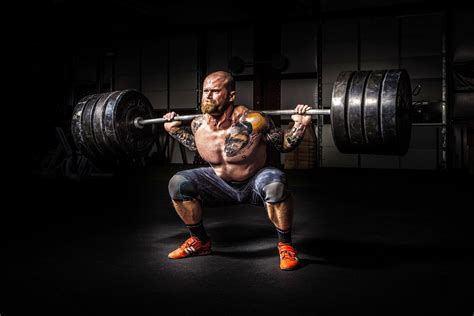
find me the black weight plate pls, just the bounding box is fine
[347,71,371,146]
[330,71,354,153]
[103,90,155,158]
[363,70,385,150]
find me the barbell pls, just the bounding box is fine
[71,69,412,163]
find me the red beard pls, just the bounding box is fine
[201,100,218,114]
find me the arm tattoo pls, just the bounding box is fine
[264,121,308,153]
[191,116,203,134]
[169,126,197,151]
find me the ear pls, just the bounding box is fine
[229,90,236,102]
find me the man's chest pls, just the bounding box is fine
[195,120,263,157]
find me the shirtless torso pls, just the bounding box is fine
[192,105,269,181]
[164,71,311,182]
[167,105,309,182]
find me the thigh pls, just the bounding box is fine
[175,167,241,207]
[248,167,289,205]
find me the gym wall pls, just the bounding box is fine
[37,2,472,172]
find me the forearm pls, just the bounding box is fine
[266,122,308,153]
[168,126,197,151]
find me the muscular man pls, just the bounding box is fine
[164,71,311,270]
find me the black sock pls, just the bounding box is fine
[186,221,209,242]
[276,227,292,244]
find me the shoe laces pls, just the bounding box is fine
[279,246,297,260]
[182,237,199,249]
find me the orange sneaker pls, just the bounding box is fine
[278,242,299,271]
[168,236,211,259]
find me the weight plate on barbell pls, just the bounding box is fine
[363,70,385,150]
[92,91,122,157]
[71,93,105,160]
[347,71,370,146]
[82,93,106,159]
[71,94,92,157]
[331,69,412,155]
[103,89,156,158]
[330,71,354,153]
[394,69,412,155]
[380,69,412,155]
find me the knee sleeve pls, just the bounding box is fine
[261,182,289,204]
[168,174,198,201]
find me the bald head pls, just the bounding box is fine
[204,71,235,92]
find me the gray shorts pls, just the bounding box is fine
[168,166,289,207]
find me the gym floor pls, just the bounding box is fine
[13,166,474,315]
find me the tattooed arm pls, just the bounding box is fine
[163,112,203,151]
[264,104,312,153]
[264,122,308,153]
[169,126,196,151]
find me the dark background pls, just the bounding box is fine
[31,0,473,172]
[20,1,474,315]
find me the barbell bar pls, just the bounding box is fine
[133,109,332,128]
[71,69,412,162]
